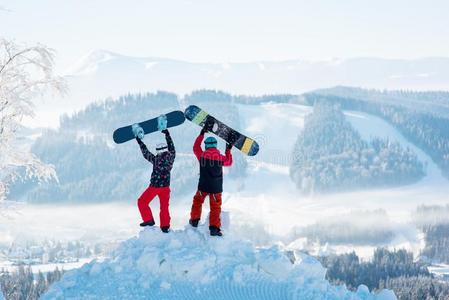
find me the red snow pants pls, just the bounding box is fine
[137,186,171,227]
[190,190,222,228]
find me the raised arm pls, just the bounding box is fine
[136,137,155,164]
[222,143,233,167]
[162,129,175,156]
[193,132,204,161]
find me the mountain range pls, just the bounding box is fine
[34,50,449,127]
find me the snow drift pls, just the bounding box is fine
[43,226,396,300]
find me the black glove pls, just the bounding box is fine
[226,143,233,150]
[161,129,169,135]
[200,127,207,135]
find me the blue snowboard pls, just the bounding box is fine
[113,111,185,144]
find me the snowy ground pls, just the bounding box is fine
[0,258,93,274]
[43,227,396,300]
[2,102,449,274]
[428,264,449,279]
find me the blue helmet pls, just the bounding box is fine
[204,136,217,149]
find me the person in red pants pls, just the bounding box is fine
[189,126,233,236]
[136,129,175,233]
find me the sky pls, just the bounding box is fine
[1,0,449,71]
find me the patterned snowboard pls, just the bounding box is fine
[184,105,259,156]
[113,110,185,144]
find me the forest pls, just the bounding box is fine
[319,248,449,300]
[304,87,449,178]
[290,102,424,193]
[9,90,247,203]
[414,205,449,263]
[0,266,63,300]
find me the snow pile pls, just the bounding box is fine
[43,227,396,300]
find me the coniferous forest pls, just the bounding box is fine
[290,102,424,193]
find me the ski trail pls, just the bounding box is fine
[345,110,447,187]
[237,103,311,166]
[224,103,449,251]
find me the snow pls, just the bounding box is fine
[33,50,449,128]
[5,102,449,269]
[66,49,118,76]
[0,258,93,274]
[345,110,445,185]
[237,103,311,166]
[225,103,449,260]
[428,264,449,279]
[43,227,396,300]
[4,102,449,298]
[144,62,158,69]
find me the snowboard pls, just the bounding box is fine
[184,105,259,156]
[113,111,185,144]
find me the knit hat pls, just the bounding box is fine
[204,136,217,149]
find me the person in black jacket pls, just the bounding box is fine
[189,127,233,236]
[136,129,175,233]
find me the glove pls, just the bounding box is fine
[226,143,233,150]
[161,129,169,135]
[200,127,207,135]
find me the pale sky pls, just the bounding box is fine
[1,0,449,70]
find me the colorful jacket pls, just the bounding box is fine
[138,133,175,187]
[193,134,232,193]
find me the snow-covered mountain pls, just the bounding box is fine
[65,50,449,96]
[43,227,396,300]
[33,50,449,128]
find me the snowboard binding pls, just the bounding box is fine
[113,111,185,144]
[204,117,216,132]
[132,124,145,139]
[157,114,168,131]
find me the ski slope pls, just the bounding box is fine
[224,103,449,258]
[43,227,396,300]
[345,110,446,186]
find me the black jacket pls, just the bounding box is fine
[193,134,232,193]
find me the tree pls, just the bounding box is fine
[0,38,66,204]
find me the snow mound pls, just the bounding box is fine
[43,228,396,300]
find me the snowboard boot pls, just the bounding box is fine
[209,226,222,237]
[161,226,170,233]
[140,220,155,227]
[189,219,199,228]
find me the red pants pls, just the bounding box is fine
[190,191,222,228]
[137,186,171,227]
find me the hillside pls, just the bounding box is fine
[290,103,424,193]
[11,88,449,202]
[303,87,449,178]
[10,91,247,203]
[43,227,396,300]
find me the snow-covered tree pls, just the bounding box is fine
[290,102,424,193]
[0,38,66,203]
